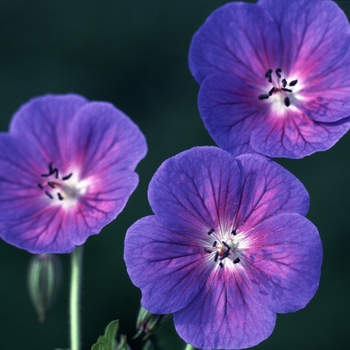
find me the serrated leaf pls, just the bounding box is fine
[91,320,119,350]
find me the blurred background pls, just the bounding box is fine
[0,0,350,349]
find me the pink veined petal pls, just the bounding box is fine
[68,101,147,177]
[124,216,213,314]
[174,265,276,349]
[9,94,89,164]
[233,154,309,233]
[241,213,322,314]
[251,105,350,158]
[258,0,350,78]
[189,2,280,84]
[198,73,262,157]
[148,146,243,236]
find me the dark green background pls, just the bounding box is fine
[1,1,349,349]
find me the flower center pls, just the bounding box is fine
[38,162,87,205]
[204,228,241,269]
[258,68,298,108]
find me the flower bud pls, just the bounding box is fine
[135,306,170,340]
[27,254,62,322]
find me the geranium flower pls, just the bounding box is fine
[0,94,147,254]
[189,0,350,158]
[124,147,322,349]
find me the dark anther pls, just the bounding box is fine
[284,97,291,107]
[38,184,44,189]
[268,87,275,96]
[282,78,287,88]
[62,173,73,181]
[204,248,213,254]
[41,162,59,178]
[47,182,55,189]
[231,229,237,235]
[57,192,64,201]
[281,88,292,93]
[222,241,231,250]
[45,191,53,199]
[233,257,240,264]
[213,241,217,247]
[289,79,298,87]
[214,251,219,262]
[265,68,273,82]
[207,228,214,235]
[275,68,282,78]
[220,250,230,260]
[258,94,269,100]
[219,262,224,268]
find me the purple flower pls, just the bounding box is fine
[124,147,322,349]
[189,0,350,158]
[0,94,147,254]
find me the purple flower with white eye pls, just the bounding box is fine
[0,94,147,254]
[189,0,350,158]
[124,146,322,349]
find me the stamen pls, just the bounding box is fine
[222,241,231,250]
[45,191,53,199]
[47,182,55,189]
[53,168,59,179]
[281,88,292,92]
[289,79,298,87]
[282,78,287,87]
[204,248,213,254]
[220,250,230,260]
[57,192,64,201]
[212,241,217,247]
[38,184,44,189]
[219,262,224,268]
[62,173,73,181]
[275,68,282,78]
[258,94,269,100]
[41,162,59,178]
[231,229,236,235]
[265,68,273,83]
[233,257,240,264]
[268,87,275,96]
[214,252,219,262]
[207,228,214,235]
[284,97,291,107]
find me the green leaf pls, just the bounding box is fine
[91,320,119,350]
[142,340,155,350]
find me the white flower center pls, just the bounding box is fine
[38,162,90,208]
[204,227,244,269]
[258,67,302,115]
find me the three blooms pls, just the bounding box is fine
[0,1,349,349]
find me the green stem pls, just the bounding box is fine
[184,344,195,350]
[70,246,83,350]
